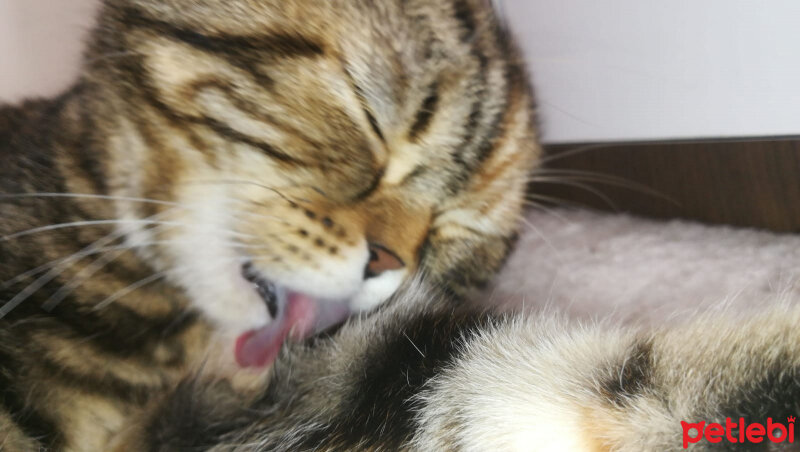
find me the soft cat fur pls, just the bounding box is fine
[116,285,800,451]
[0,0,537,449]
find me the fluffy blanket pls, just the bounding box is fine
[489,208,800,325]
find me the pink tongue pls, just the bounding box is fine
[234,293,349,368]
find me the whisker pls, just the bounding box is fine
[92,272,169,311]
[2,243,131,290]
[101,256,253,312]
[2,217,263,243]
[528,205,575,225]
[1,236,268,292]
[228,207,292,227]
[529,179,619,211]
[0,192,184,207]
[42,223,266,312]
[0,209,179,319]
[42,222,183,311]
[517,217,560,257]
[184,179,313,205]
[538,144,611,166]
[524,199,581,226]
[525,192,584,206]
[1,219,184,242]
[529,169,677,204]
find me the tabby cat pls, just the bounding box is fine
[0,0,537,450]
[116,286,800,451]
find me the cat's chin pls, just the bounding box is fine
[234,263,350,369]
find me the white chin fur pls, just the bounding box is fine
[167,198,271,333]
[264,237,370,302]
[349,269,406,312]
[161,183,406,334]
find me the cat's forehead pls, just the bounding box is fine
[105,0,454,88]
[109,1,397,33]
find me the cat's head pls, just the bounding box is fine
[87,0,538,366]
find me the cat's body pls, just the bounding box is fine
[1,0,537,450]
[118,286,800,451]
[5,1,798,451]
[0,89,219,450]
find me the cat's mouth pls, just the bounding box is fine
[235,262,350,368]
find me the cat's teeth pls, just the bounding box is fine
[241,262,280,319]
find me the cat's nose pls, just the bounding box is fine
[364,243,404,279]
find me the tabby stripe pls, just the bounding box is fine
[0,349,62,448]
[72,84,109,195]
[349,167,385,203]
[196,115,306,164]
[473,65,511,166]
[399,164,428,187]
[39,358,154,405]
[120,52,307,166]
[407,82,440,142]
[452,0,479,43]
[189,78,327,157]
[52,300,198,362]
[449,0,518,179]
[450,19,490,180]
[452,0,486,153]
[454,61,515,189]
[364,108,386,143]
[345,73,386,143]
[123,8,324,61]
[450,72,487,187]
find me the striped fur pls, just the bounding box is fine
[120,287,800,451]
[0,1,538,450]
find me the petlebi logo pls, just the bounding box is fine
[681,416,796,448]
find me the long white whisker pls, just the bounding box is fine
[1,237,269,292]
[92,272,169,311]
[537,144,610,165]
[0,192,184,207]
[0,209,179,319]
[41,222,182,311]
[2,244,134,290]
[43,231,271,312]
[518,216,562,259]
[1,219,183,242]
[185,179,313,204]
[94,256,251,311]
[530,179,619,211]
[228,209,292,227]
[528,171,677,204]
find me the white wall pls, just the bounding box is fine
[0,0,97,102]
[502,0,800,143]
[2,0,799,144]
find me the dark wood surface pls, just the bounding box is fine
[534,140,800,233]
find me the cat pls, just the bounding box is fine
[114,284,800,451]
[0,0,538,449]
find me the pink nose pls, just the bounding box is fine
[365,243,404,278]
